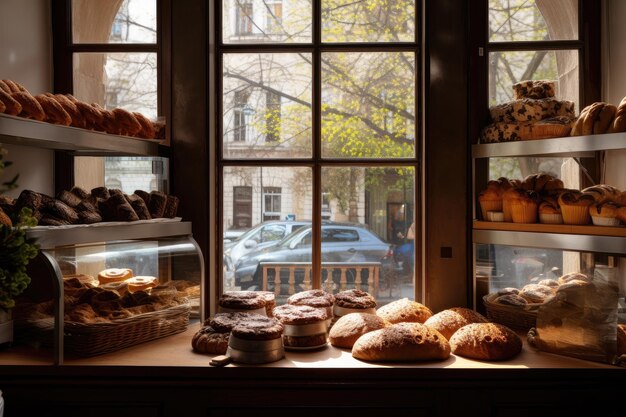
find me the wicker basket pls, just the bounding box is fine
[482,293,540,331]
[15,303,190,357]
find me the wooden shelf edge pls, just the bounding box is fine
[473,220,626,238]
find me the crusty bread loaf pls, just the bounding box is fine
[352,322,450,362]
[594,104,617,134]
[329,312,389,349]
[449,323,522,361]
[376,298,433,324]
[423,307,488,340]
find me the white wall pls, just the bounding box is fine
[0,0,54,198]
[603,0,626,190]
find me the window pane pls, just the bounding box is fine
[74,52,158,119]
[73,0,157,44]
[322,0,415,43]
[321,52,416,159]
[489,0,578,42]
[223,166,312,295]
[104,157,170,193]
[222,0,312,44]
[321,166,415,305]
[488,50,579,109]
[222,53,312,159]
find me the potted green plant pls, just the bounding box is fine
[0,145,38,347]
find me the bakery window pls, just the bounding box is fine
[53,0,169,193]
[218,0,420,306]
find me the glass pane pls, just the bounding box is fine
[222,0,312,44]
[322,166,415,306]
[321,52,416,159]
[104,157,170,193]
[222,53,312,159]
[489,0,578,42]
[322,0,415,43]
[223,166,313,298]
[488,157,579,190]
[74,53,158,119]
[73,0,157,44]
[488,50,579,109]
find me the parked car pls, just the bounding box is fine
[223,220,311,269]
[234,223,395,290]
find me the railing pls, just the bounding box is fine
[260,262,380,297]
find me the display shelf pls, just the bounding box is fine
[0,113,162,156]
[473,225,626,253]
[26,219,191,249]
[471,133,626,158]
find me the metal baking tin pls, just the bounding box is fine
[282,321,328,337]
[226,334,284,364]
[333,305,377,317]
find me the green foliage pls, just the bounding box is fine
[0,207,39,309]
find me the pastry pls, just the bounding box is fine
[134,189,151,206]
[78,210,102,224]
[0,80,11,93]
[478,181,503,219]
[538,199,563,224]
[0,207,12,227]
[558,272,591,285]
[512,80,555,100]
[423,307,488,340]
[56,190,82,208]
[617,324,626,357]
[112,108,142,136]
[537,279,560,288]
[558,190,595,225]
[98,268,133,285]
[132,111,156,139]
[496,287,520,296]
[75,101,104,129]
[589,202,621,226]
[594,103,617,134]
[47,199,79,223]
[100,193,140,221]
[376,298,433,324]
[288,289,335,319]
[273,304,329,349]
[328,312,389,349]
[230,315,284,341]
[163,195,180,218]
[519,284,554,303]
[51,93,86,128]
[0,88,22,115]
[581,102,605,135]
[582,184,621,204]
[258,291,276,317]
[506,188,539,224]
[35,94,71,125]
[148,191,167,218]
[191,326,230,355]
[618,206,626,225]
[479,122,527,143]
[333,289,377,318]
[495,294,528,306]
[209,311,262,332]
[351,322,451,362]
[219,291,268,315]
[125,194,151,220]
[449,323,522,361]
[12,91,45,120]
[99,281,129,296]
[125,276,159,293]
[2,79,27,93]
[0,98,5,114]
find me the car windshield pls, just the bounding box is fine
[279,227,311,249]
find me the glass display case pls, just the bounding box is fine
[472,133,626,365]
[13,220,203,364]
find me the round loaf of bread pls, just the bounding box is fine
[495,294,528,306]
[558,272,590,285]
[423,307,488,340]
[376,298,433,324]
[191,326,230,355]
[450,323,522,361]
[352,322,450,362]
[329,312,389,349]
[496,287,520,296]
[519,284,554,303]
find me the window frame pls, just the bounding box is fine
[215,0,423,299]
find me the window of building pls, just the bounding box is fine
[235,2,254,35]
[219,0,419,305]
[233,186,253,229]
[53,0,168,194]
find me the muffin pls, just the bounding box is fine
[218,291,268,315]
[618,206,626,225]
[558,190,595,225]
[288,289,335,320]
[538,199,563,224]
[507,189,539,224]
[502,187,520,222]
[273,304,329,350]
[589,202,621,226]
[581,184,621,204]
[478,181,503,220]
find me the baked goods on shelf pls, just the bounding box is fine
[126,276,159,293]
[191,326,230,355]
[97,268,133,285]
[375,297,433,324]
[288,289,335,320]
[0,186,180,226]
[328,312,389,349]
[218,291,269,315]
[333,289,377,320]
[449,323,522,361]
[0,78,164,139]
[351,322,451,362]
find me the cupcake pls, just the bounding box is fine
[589,202,621,226]
[502,187,521,222]
[582,184,621,204]
[538,198,563,224]
[478,181,503,220]
[558,190,595,225]
[508,189,539,224]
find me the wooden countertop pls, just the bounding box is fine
[0,322,620,370]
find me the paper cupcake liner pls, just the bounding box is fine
[502,199,513,222]
[539,213,563,224]
[561,205,591,225]
[591,216,621,227]
[487,211,504,222]
[510,202,538,224]
[479,200,503,220]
